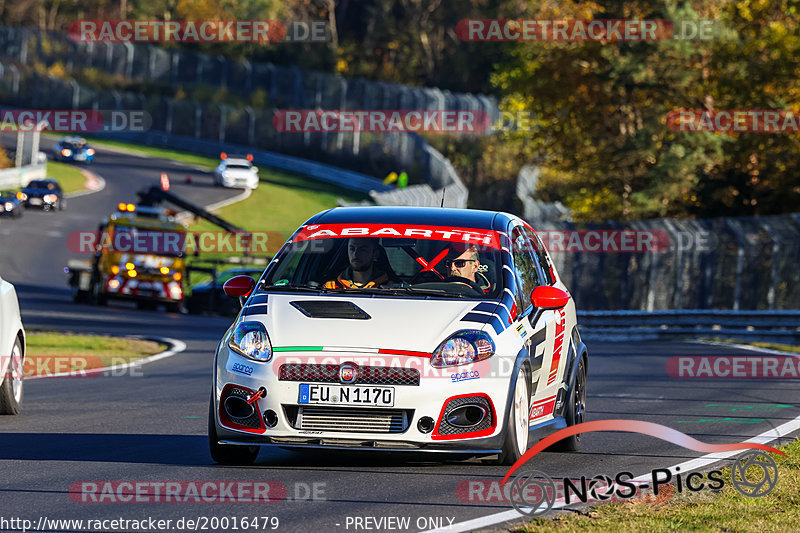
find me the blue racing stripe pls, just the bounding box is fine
[243,304,268,316]
[473,302,497,314]
[461,312,505,335]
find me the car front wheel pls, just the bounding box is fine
[497,366,530,465]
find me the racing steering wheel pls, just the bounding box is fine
[410,270,445,284]
[444,275,484,295]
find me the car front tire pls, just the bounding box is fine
[497,366,530,465]
[551,356,586,452]
[208,396,260,465]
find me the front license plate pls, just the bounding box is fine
[298,384,394,407]
[29,198,42,205]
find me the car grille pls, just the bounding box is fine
[291,406,410,433]
[278,363,420,386]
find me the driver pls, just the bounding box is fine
[445,244,491,294]
[324,237,390,289]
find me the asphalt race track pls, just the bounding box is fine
[1,143,799,532]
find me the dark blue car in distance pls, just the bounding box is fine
[53,136,95,164]
[19,179,65,211]
[0,191,24,218]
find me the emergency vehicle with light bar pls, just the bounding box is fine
[67,202,187,311]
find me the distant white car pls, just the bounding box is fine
[0,274,25,414]
[213,153,259,189]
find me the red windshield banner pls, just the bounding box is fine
[292,224,502,249]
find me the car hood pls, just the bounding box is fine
[248,293,490,352]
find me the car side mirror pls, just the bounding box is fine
[223,275,256,307]
[530,286,570,310]
[529,286,570,325]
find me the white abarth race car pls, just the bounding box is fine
[209,207,588,464]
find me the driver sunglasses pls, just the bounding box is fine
[446,259,477,268]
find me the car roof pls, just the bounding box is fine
[304,206,515,231]
[61,136,87,143]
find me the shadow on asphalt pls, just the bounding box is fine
[0,433,486,469]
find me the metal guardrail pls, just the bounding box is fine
[578,310,800,343]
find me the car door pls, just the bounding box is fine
[508,222,562,424]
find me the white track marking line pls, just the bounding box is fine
[691,340,800,357]
[26,336,186,380]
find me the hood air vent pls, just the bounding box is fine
[290,300,371,320]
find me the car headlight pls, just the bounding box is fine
[430,330,495,368]
[86,148,95,155]
[61,148,72,157]
[229,321,272,362]
[17,192,27,201]
[43,194,56,203]
[4,202,12,210]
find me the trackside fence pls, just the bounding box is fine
[533,214,800,311]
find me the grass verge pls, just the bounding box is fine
[47,160,89,194]
[516,438,800,533]
[83,136,222,169]
[24,330,167,377]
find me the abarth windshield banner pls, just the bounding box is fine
[291,223,502,249]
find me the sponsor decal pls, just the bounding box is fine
[230,362,254,376]
[529,395,556,422]
[547,309,566,386]
[292,223,501,249]
[451,370,480,382]
[516,323,527,339]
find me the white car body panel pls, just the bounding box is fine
[0,275,25,388]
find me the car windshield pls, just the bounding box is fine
[262,224,505,299]
[26,181,53,189]
[226,163,251,170]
